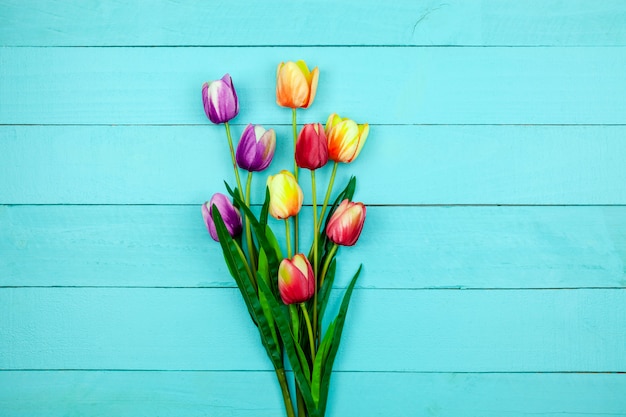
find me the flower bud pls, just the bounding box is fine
[266,170,303,220]
[276,60,319,109]
[236,124,276,172]
[326,199,366,246]
[325,113,369,163]
[295,123,328,170]
[202,193,242,242]
[202,74,239,124]
[278,254,315,305]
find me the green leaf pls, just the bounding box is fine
[316,259,337,329]
[311,320,335,406]
[260,187,270,226]
[293,332,311,382]
[257,278,317,412]
[318,265,362,414]
[212,207,283,370]
[343,176,357,202]
[226,182,281,292]
[212,205,257,325]
[289,304,300,345]
[257,249,279,350]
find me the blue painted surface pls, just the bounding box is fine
[1,1,625,416]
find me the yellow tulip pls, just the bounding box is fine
[266,170,304,219]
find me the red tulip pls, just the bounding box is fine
[278,254,315,305]
[295,123,328,170]
[326,199,366,246]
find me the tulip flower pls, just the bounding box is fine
[202,193,242,242]
[202,74,239,124]
[276,60,319,109]
[236,124,277,172]
[326,199,366,246]
[295,123,328,170]
[325,113,369,163]
[267,170,303,220]
[278,254,315,305]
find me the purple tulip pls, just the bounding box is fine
[202,193,242,242]
[236,124,277,172]
[201,74,239,124]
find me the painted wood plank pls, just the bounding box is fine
[1,47,625,125]
[2,0,626,47]
[1,288,624,372]
[0,371,624,417]
[1,205,625,289]
[2,125,625,205]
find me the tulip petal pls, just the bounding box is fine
[277,61,310,108]
[257,129,277,171]
[303,67,320,109]
[205,193,243,241]
[267,170,303,219]
[278,254,315,304]
[295,60,312,82]
[350,123,369,162]
[326,200,366,246]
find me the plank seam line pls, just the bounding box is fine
[1,286,624,291]
[1,369,623,374]
[3,204,626,208]
[3,123,626,127]
[3,45,626,48]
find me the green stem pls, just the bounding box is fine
[317,161,339,231]
[292,108,299,255]
[292,108,298,182]
[245,171,256,272]
[300,303,316,362]
[311,170,319,346]
[275,368,296,417]
[224,122,244,201]
[285,219,292,259]
[296,389,305,417]
[320,244,338,290]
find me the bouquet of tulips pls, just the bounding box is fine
[200,61,369,417]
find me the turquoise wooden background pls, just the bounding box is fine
[1,1,626,415]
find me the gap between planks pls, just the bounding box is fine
[1,369,623,374]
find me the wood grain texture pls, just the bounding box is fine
[1,47,625,125]
[2,0,626,47]
[2,1,626,415]
[1,371,625,417]
[2,205,625,289]
[1,288,625,372]
[2,125,626,205]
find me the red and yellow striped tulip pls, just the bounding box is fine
[325,113,369,163]
[278,254,315,305]
[326,199,366,246]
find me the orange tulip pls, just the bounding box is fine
[276,60,319,109]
